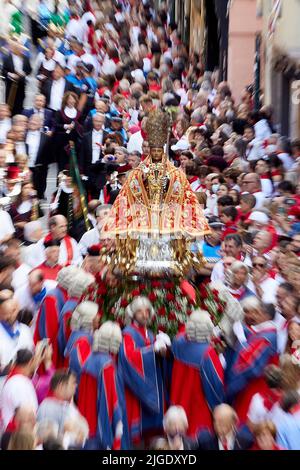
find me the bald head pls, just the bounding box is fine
[29,269,44,295]
[242,172,261,193]
[49,215,68,240]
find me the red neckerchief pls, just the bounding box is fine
[6,417,17,432]
[132,321,151,346]
[228,286,246,300]
[291,403,300,415]
[260,174,271,180]
[227,156,237,166]
[149,83,161,92]
[63,236,73,266]
[281,319,289,330]
[5,366,27,382]
[141,129,147,140]
[236,252,245,262]
[188,175,199,184]
[121,91,130,99]
[103,186,110,204]
[262,389,282,411]
[112,57,120,64]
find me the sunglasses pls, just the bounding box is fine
[253,263,266,268]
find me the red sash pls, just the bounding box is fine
[64,236,73,266]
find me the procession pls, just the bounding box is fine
[0,0,300,452]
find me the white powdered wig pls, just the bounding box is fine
[229,261,249,283]
[71,301,99,332]
[125,296,155,320]
[241,295,261,312]
[93,321,122,354]
[67,270,95,298]
[186,309,214,343]
[57,266,81,290]
[163,406,188,431]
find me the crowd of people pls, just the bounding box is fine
[0,0,300,452]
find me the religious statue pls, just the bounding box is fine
[100,109,210,278]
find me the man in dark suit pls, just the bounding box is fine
[41,64,74,113]
[22,94,53,131]
[2,40,32,115]
[196,404,254,450]
[80,113,107,199]
[26,115,52,199]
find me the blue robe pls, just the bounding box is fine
[78,352,129,449]
[64,330,93,383]
[171,335,225,437]
[57,298,79,358]
[226,325,278,423]
[118,324,164,442]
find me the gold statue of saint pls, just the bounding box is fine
[100,109,210,276]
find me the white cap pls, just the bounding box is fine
[131,69,146,84]
[171,138,190,152]
[248,211,269,225]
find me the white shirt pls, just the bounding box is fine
[64,106,77,119]
[17,200,32,215]
[101,56,117,76]
[261,179,273,198]
[21,242,40,268]
[0,118,11,144]
[11,263,31,291]
[26,131,41,167]
[127,130,143,154]
[277,152,295,171]
[15,141,27,155]
[253,191,266,210]
[0,374,38,430]
[248,392,281,425]
[249,276,279,304]
[0,210,15,243]
[130,26,140,46]
[254,119,272,141]
[78,227,100,256]
[33,108,45,126]
[246,138,265,162]
[15,282,51,315]
[190,178,202,192]
[211,260,225,282]
[218,432,235,450]
[49,78,66,111]
[65,18,85,42]
[0,322,34,371]
[12,54,23,74]
[92,129,103,164]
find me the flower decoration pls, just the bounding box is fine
[81,277,228,339]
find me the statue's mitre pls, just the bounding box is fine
[145,108,170,148]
